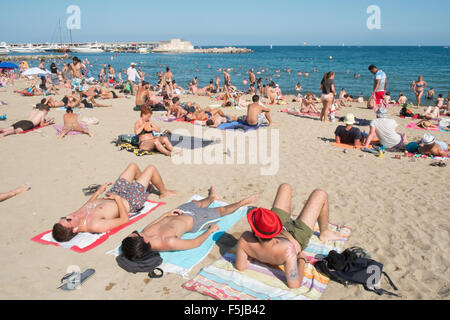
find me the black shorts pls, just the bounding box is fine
[81,99,93,108]
[13,120,34,131]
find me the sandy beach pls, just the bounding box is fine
[0,79,449,300]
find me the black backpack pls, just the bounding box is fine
[315,247,400,297]
[116,250,164,279]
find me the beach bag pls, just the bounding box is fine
[116,134,139,146]
[400,105,414,117]
[315,247,400,297]
[116,250,164,279]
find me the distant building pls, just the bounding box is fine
[153,39,194,52]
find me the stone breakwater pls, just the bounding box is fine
[1,54,71,61]
[153,47,253,54]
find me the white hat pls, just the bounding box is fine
[130,62,136,66]
[422,133,436,145]
[376,108,388,118]
[343,113,356,125]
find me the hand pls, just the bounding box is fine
[98,182,112,194]
[167,209,182,217]
[208,224,220,234]
[104,193,120,201]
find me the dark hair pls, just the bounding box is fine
[66,107,73,113]
[38,104,50,112]
[206,119,214,126]
[163,94,169,100]
[166,67,170,72]
[121,235,152,261]
[224,101,232,107]
[252,95,260,102]
[438,94,443,98]
[172,96,180,104]
[368,64,377,71]
[52,223,77,242]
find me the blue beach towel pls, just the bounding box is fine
[217,121,268,131]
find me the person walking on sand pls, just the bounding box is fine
[58,107,93,139]
[368,64,387,112]
[319,72,336,122]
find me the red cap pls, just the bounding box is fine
[247,207,282,239]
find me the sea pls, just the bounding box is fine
[8,46,450,103]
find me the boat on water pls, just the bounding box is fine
[138,47,149,54]
[70,43,104,53]
[0,42,9,55]
[9,44,40,53]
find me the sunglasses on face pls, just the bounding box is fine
[132,230,143,239]
[61,217,72,222]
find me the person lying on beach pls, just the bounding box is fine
[52,163,177,242]
[166,96,187,118]
[184,106,225,122]
[79,96,112,108]
[96,88,124,99]
[202,113,239,128]
[363,108,407,150]
[135,106,177,156]
[238,95,273,126]
[0,105,54,138]
[422,106,440,120]
[334,114,365,147]
[235,183,345,289]
[418,133,449,157]
[120,187,257,259]
[57,107,93,139]
[0,183,31,202]
[14,85,44,96]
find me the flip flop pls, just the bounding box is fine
[57,268,95,291]
[0,114,6,120]
[430,161,447,167]
[82,184,101,195]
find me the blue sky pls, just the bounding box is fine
[1,0,449,45]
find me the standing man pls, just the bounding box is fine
[368,64,387,112]
[69,57,88,93]
[127,63,141,95]
[223,69,231,90]
[248,69,256,88]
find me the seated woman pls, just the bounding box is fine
[134,106,176,156]
[300,92,320,113]
[58,107,93,139]
[334,114,365,147]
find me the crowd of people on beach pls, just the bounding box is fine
[1,54,449,291]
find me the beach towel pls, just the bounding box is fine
[217,121,268,132]
[182,223,352,300]
[406,122,440,131]
[107,195,250,278]
[331,139,379,150]
[31,200,165,253]
[53,123,88,135]
[18,125,42,134]
[280,108,320,119]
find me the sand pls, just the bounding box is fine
[0,79,448,300]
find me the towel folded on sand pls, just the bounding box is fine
[182,223,352,300]
[31,200,164,253]
[107,195,249,278]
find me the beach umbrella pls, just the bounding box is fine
[0,62,19,69]
[21,67,50,76]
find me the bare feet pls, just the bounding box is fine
[159,189,178,199]
[241,194,259,206]
[208,186,220,201]
[14,183,31,196]
[319,229,346,242]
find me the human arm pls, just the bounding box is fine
[164,224,219,251]
[85,182,112,204]
[235,233,251,271]
[89,193,130,233]
[284,243,305,289]
[363,125,377,149]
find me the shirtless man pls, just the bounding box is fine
[203,113,239,128]
[185,107,225,122]
[69,57,87,82]
[215,75,220,92]
[120,187,257,260]
[166,96,187,118]
[418,133,448,157]
[58,107,93,139]
[223,69,231,89]
[238,95,273,126]
[52,163,177,242]
[249,69,256,88]
[0,105,54,138]
[236,184,345,289]
[135,81,152,111]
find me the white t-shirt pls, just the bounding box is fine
[127,67,140,82]
[370,118,401,148]
[374,70,387,92]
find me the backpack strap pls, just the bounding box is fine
[148,267,164,279]
[382,272,399,291]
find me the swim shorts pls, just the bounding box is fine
[271,207,313,251]
[238,113,266,126]
[176,201,221,233]
[109,178,150,213]
[12,120,34,131]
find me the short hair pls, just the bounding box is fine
[224,101,232,107]
[252,95,260,102]
[163,94,169,100]
[52,223,77,242]
[368,64,377,71]
[140,106,152,117]
[38,104,50,112]
[172,96,180,104]
[206,119,214,126]
[121,236,152,261]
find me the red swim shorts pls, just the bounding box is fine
[374,91,385,104]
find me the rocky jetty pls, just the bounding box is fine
[192,47,253,54]
[1,54,71,61]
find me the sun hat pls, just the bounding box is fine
[130,62,136,66]
[422,133,436,145]
[376,108,388,118]
[247,207,282,239]
[344,113,356,125]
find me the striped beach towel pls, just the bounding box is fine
[182,223,352,300]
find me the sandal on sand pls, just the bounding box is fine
[430,161,447,167]
[57,268,95,291]
[82,184,101,195]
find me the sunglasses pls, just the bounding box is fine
[132,230,143,239]
[60,217,72,222]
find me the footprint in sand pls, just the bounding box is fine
[105,282,116,291]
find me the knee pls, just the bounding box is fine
[144,165,155,172]
[128,162,138,169]
[278,183,292,193]
[311,189,328,200]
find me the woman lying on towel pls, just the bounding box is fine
[14,85,43,96]
[58,107,93,139]
[134,106,177,156]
